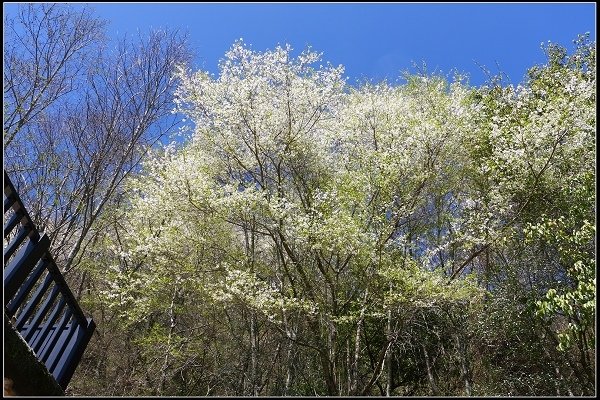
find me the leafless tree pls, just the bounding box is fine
[4,4,192,275]
[3,3,105,146]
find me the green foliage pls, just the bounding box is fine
[71,36,596,396]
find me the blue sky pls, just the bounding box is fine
[92,2,595,86]
[3,3,596,86]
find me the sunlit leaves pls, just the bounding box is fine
[85,36,596,395]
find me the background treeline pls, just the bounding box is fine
[4,4,595,396]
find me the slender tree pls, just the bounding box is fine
[4,4,192,275]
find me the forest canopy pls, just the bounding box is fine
[70,36,595,396]
[4,6,595,395]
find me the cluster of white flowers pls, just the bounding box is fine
[208,265,318,322]
[97,37,594,346]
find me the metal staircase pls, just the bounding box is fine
[4,171,95,391]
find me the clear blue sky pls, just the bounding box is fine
[4,2,597,86]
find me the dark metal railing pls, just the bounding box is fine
[4,171,96,390]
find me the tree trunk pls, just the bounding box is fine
[320,350,338,396]
[385,307,393,396]
[456,335,472,396]
[157,288,178,395]
[422,344,438,395]
[350,292,367,394]
[250,311,258,396]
